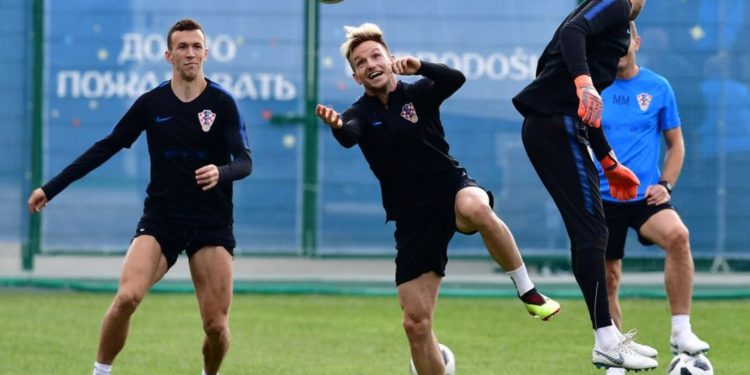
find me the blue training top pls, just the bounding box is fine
[598,66,681,202]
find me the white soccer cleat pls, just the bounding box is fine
[622,329,658,358]
[670,331,710,355]
[592,341,658,371]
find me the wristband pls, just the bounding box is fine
[658,180,673,195]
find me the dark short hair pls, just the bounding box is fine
[167,19,204,51]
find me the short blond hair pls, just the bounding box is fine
[339,23,390,62]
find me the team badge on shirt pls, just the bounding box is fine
[637,92,652,112]
[400,102,418,124]
[198,109,216,132]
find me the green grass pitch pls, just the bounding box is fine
[0,292,745,374]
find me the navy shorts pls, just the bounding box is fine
[393,176,494,286]
[133,216,235,269]
[602,200,675,260]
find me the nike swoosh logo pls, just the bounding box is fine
[372,121,383,127]
[155,116,173,123]
[595,350,625,365]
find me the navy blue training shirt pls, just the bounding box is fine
[333,61,467,221]
[513,0,632,118]
[42,79,252,226]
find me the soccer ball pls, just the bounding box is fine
[667,353,713,375]
[409,343,456,375]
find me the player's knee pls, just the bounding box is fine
[402,313,432,341]
[457,199,495,229]
[664,225,690,251]
[203,317,229,340]
[112,291,144,315]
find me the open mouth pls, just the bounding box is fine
[368,71,383,80]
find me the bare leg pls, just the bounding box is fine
[454,186,522,271]
[398,272,443,375]
[97,235,168,364]
[605,258,623,329]
[190,246,234,375]
[638,210,693,316]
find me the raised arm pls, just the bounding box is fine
[409,60,466,105]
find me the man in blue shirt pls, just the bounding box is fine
[598,21,709,375]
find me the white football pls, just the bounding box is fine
[667,353,713,375]
[409,343,456,375]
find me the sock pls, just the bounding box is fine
[519,288,545,305]
[594,325,620,351]
[93,362,112,375]
[671,314,691,338]
[202,370,218,375]
[506,263,534,296]
[606,367,627,375]
[612,320,626,340]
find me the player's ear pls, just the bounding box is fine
[165,50,173,64]
[633,36,641,52]
[351,72,362,85]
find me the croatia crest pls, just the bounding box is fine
[637,92,652,111]
[401,102,418,124]
[198,109,216,132]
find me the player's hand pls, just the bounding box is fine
[574,75,603,128]
[196,164,220,191]
[391,56,421,76]
[27,188,48,214]
[644,184,670,206]
[316,104,343,129]
[599,154,640,201]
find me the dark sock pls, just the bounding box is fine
[520,288,545,305]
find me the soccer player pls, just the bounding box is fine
[316,23,560,375]
[27,19,251,375]
[599,22,709,375]
[512,0,658,371]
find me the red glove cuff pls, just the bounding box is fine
[599,155,617,171]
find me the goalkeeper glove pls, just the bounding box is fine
[600,154,640,201]
[574,75,603,128]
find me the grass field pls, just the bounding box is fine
[0,291,746,374]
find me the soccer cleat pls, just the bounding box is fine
[622,329,658,358]
[670,331,710,355]
[592,341,658,371]
[520,289,560,321]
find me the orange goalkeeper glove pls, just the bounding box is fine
[600,154,640,201]
[574,75,603,128]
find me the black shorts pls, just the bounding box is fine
[602,200,674,260]
[134,216,235,269]
[393,176,494,286]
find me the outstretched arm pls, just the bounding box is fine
[316,104,365,148]
[29,95,147,211]
[407,59,466,104]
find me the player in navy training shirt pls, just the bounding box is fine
[512,0,659,371]
[27,19,251,375]
[316,23,560,374]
